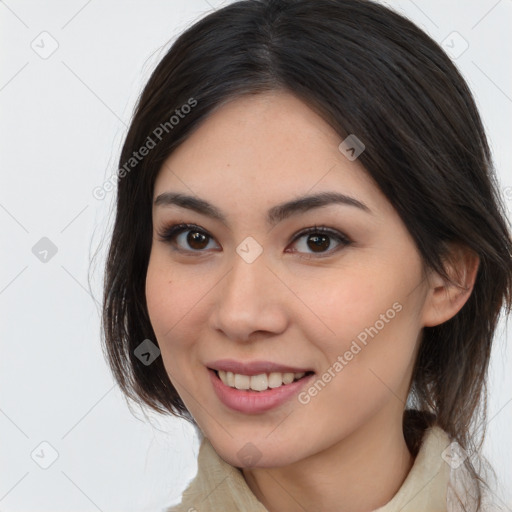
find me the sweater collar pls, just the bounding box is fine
[171,426,452,512]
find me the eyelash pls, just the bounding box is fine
[156,222,352,259]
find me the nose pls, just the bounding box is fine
[209,248,289,343]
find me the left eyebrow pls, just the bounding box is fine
[153,191,373,228]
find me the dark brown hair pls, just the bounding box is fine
[100,0,512,507]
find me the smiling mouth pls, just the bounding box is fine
[211,369,315,392]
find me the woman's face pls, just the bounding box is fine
[146,90,435,468]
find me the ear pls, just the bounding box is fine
[422,243,480,328]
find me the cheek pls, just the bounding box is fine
[333,301,421,410]
[145,252,217,369]
[145,255,195,351]
[145,258,202,397]
[300,311,420,436]
[293,263,415,346]
[300,265,424,388]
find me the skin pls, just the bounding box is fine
[145,90,478,512]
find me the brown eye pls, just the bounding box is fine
[157,223,219,253]
[306,233,331,253]
[289,226,351,257]
[187,231,209,250]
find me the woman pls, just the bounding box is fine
[101,0,512,510]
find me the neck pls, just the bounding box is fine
[242,414,414,512]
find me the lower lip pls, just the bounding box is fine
[208,369,314,414]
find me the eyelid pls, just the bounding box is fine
[156,222,352,256]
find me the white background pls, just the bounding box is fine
[1,0,511,510]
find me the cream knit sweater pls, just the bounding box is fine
[166,426,486,512]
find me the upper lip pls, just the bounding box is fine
[206,359,313,376]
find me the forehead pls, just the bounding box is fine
[153,91,393,221]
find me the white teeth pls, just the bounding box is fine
[282,372,295,384]
[216,370,309,391]
[250,373,268,391]
[268,372,283,388]
[234,373,250,390]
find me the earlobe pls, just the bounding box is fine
[422,244,480,328]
